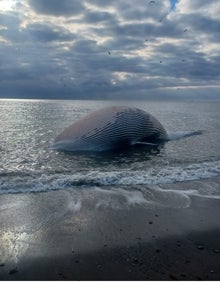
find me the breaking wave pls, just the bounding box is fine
[0,160,220,195]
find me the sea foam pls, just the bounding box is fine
[0,160,220,195]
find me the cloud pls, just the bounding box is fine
[28,0,84,17]
[28,23,76,42]
[82,10,117,24]
[0,0,219,100]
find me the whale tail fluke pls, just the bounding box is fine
[166,130,203,141]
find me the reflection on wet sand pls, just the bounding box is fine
[0,177,220,280]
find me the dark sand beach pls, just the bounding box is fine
[1,177,220,280]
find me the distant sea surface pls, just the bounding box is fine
[0,99,220,205]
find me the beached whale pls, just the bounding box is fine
[53,106,168,152]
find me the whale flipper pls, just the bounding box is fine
[131,141,158,146]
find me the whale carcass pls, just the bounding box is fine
[53,106,168,152]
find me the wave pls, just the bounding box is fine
[0,160,220,195]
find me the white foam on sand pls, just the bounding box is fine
[69,185,193,210]
[67,199,82,212]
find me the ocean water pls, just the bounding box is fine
[0,99,220,207]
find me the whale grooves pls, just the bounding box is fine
[53,106,168,152]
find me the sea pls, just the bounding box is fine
[0,99,220,207]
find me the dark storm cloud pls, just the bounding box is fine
[0,0,219,100]
[28,0,84,17]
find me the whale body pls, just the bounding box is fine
[53,106,168,152]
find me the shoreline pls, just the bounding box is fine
[0,177,220,280]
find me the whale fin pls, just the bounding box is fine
[132,141,157,146]
[166,130,203,141]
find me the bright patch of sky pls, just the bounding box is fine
[170,0,178,10]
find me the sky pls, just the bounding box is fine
[0,0,220,100]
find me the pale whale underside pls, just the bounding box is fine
[53,106,168,152]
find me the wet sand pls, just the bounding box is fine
[0,177,220,280]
